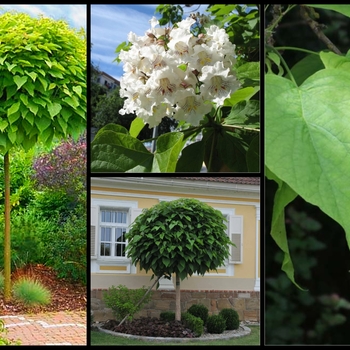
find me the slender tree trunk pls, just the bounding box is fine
[4,152,11,301]
[175,272,181,321]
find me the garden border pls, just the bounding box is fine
[94,324,251,343]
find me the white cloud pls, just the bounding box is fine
[0,4,86,30]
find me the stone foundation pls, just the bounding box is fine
[91,289,260,323]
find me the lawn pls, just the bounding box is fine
[90,325,260,346]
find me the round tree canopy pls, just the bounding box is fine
[126,198,234,280]
[0,11,86,153]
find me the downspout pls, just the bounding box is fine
[254,204,260,291]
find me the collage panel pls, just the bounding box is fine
[90,176,260,345]
[91,4,260,174]
[265,4,350,345]
[0,4,87,346]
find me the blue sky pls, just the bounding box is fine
[0,4,86,31]
[91,4,209,81]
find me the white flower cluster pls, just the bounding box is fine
[119,16,240,127]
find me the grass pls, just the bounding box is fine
[90,325,260,346]
[12,277,51,306]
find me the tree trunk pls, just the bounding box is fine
[3,152,11,301]
[175,272,181,321]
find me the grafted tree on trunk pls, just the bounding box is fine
[0,10,86,301]
[126,198,234,321]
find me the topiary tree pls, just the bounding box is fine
[126,198,234,321]
[0,10,86,301]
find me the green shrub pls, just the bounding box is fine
[12,278,51,307]
[181,312,204,337]
[219,308,240,330]
[187,303,209,325]
[206,314,227,334]
[40,197,86,285]
[0,208,51,270]
[160,311,175,321]
[0,319,21,345]
[103,284,152,322]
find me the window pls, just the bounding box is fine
[100,208,128,258]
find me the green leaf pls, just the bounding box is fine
[20,93,29,106]
[28,101,39,115]
[266,166,304,289]
[287,53,324,86]
[223,100,260,128]
[162,257,170,267]
[38,76,48,91]
[266,70,350,249]
[91,129,153,172]
[307,5,350,18]
[217,130,248,172]
[235,61,260,82]
[129,117,145,138]
[22,135,37,151]
[23,81,35,97]
[48,102,62,118]
[320,51,350,72]
[35,117,51,132]
[223,86,259,107]
[25,71,37,81]
[0,120,8,132]
[13,75,28,90]
[7,101,21,117]
[73,85,82,97]
[152,132,184,172]
[176,140,205,172]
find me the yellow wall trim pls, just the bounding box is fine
[100,265,127,271]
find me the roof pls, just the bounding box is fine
[171,177,260,185]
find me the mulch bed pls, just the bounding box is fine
[0,263,86,315]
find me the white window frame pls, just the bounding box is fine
[91,199,138,262]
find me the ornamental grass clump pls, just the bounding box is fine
[12,278,51,307]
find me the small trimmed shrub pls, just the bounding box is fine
[12,278,51,307]
[219,308,240,330]
[206,314,227,334]
[103,284,152,322]
[160,311,175,321]
[181,312,204,337]
[187,303,209,325]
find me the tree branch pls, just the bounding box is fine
[299,5,342,55]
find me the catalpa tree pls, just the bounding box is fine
[0,10,86,300]
[126,198,234,321]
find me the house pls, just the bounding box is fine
[95,71,120,90]
[91,176,260,322]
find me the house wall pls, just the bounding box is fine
[91,288,260,323]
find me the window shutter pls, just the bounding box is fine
[229,215,243,264]
[91,205,98,259]
[130,208,144,224]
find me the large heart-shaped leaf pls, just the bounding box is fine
[266,70,350,248]
[91,130,153,172]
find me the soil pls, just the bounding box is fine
[0,263,86,315]
[101,317,197,338]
